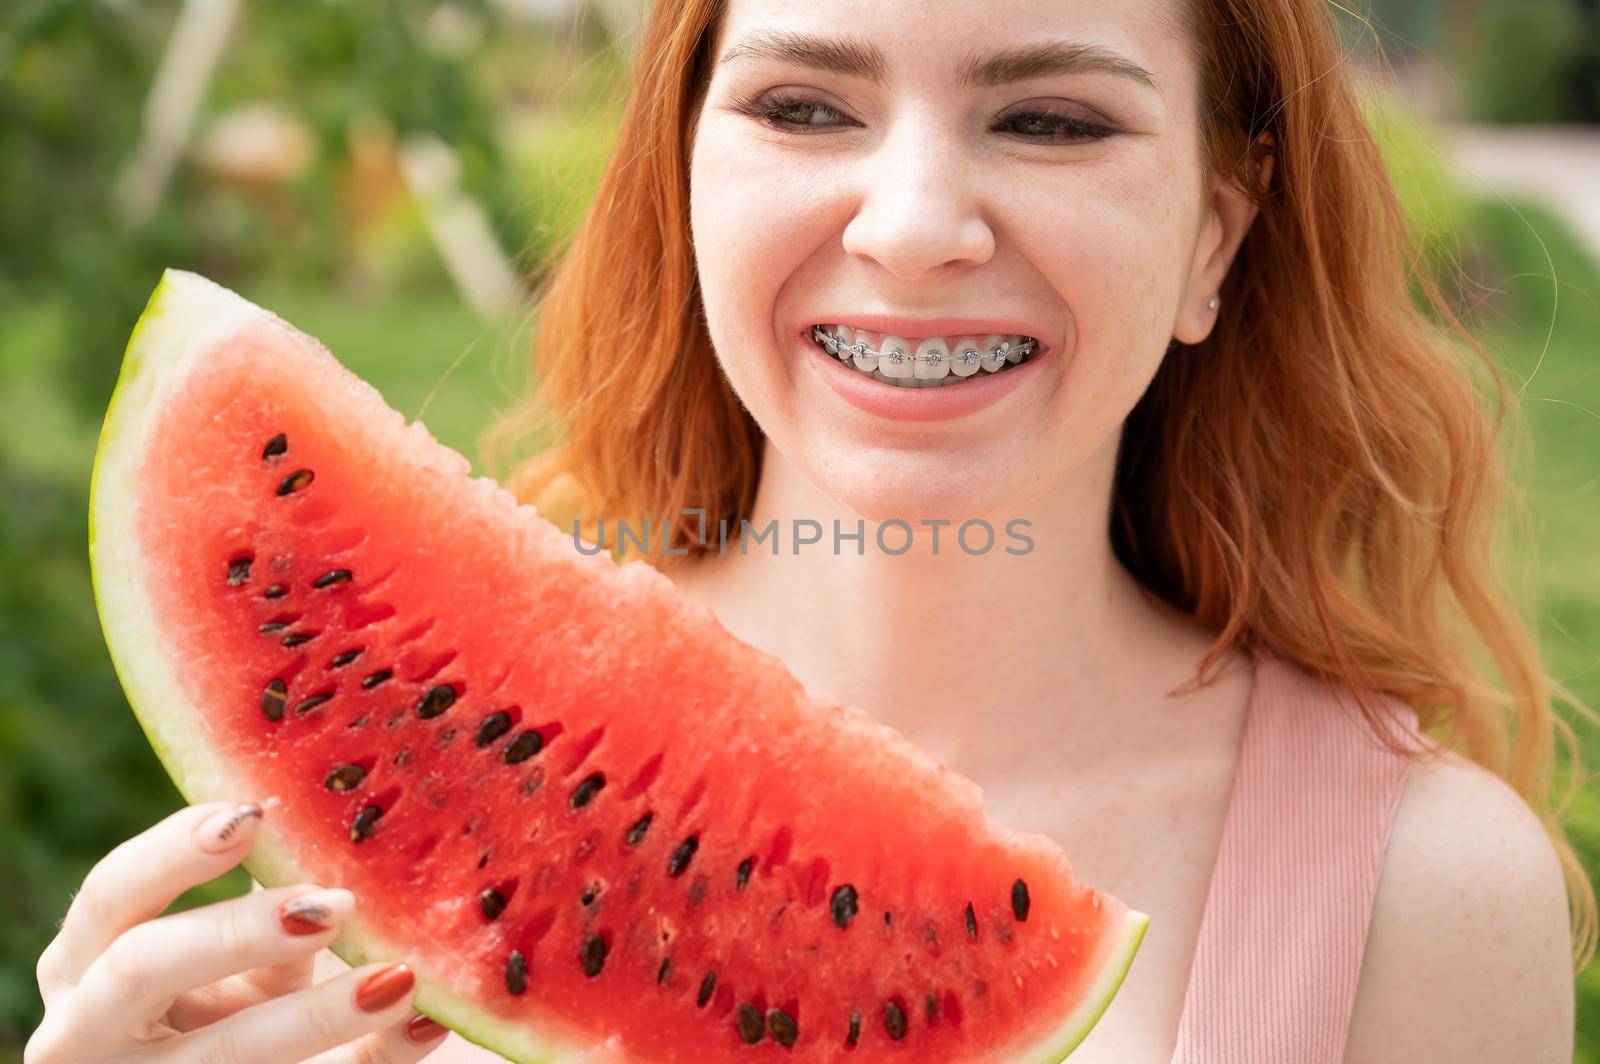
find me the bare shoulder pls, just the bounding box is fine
[1343,749,1574,1063]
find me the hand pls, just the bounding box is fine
[27,800,450,1063]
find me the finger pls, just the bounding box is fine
[163,944,321,1031]
[45,800,263,990]
[163,945,318,1031]
[321,1011,451,1063]
[175,961,421,1064]
[72,885,354,1031]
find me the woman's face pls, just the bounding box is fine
[689,0,1254,524]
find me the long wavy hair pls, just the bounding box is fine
[486,0,1597,966]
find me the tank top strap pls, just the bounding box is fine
[1170,649,1423,1064]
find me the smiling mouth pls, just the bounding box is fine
[809,325,1040,388]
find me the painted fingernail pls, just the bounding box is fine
[355,963,414,1012]
[405,1013,448,1044]
[279,888,354,936]
[195,802,263,854]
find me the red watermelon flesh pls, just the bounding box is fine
[89,270,1148,1063]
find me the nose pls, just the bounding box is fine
[840,118,997,279]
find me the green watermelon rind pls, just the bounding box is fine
[89,269,1149,1063]
[1019,908,1148,1062]
[88,270,596,1064]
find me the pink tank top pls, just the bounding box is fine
[1170,650,1423,1064]
[425,650,1424,1063]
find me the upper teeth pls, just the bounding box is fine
[811,326,1037,383]
[812,325,1035,362]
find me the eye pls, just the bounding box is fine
[991,108,1121,144]
[728,91,856,134]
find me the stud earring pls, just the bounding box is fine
[1206,296,1219,310]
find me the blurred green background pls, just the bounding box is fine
[1,0,1597,1058]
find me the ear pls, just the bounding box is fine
[1172,140,1274,345]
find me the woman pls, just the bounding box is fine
[27,0,1594,1061]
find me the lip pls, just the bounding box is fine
[798,326,1050,423]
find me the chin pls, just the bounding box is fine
[795,446,1022,528]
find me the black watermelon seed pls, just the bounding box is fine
[1012,878,1031,922]
[281,631,316,648]
[504,730,544,764]
[925,994,938,1023]
[884,1001,907,1041]
[657,957,671,986]
[226,557,252,587]
[330,648,363,668]
[350,804,382,843]
[696,971,717,1007]
[736,856,754,891]
[581,884,599,906]
[276,469,314,496]
[480,887,507,920]
[293,693,332,716]
[361,669,392,689]
[260,679,288,721]
[324,763,366,791]
[505,951,528,995]
[831,884,859,929]
[263,584,287,599]
[626,812,653,846]
[768,1008,799,1048]
[580,933,607,977]
[965,902,978,940]
[737,1003,765,1044]
[667,836,699,878]
[847,1009,861,1046]
[313,568,352,589]
[570,772,606,809]
[884,911,892,931]
[417,684,456,718]
[261,433,289,460]
[476,711,513,748]
[258,620,290,634]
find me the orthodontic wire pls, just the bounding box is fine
[809,325,1037,366]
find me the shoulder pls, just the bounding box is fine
[1342,749,1574,1063]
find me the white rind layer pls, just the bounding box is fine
[88,269,1147,1063]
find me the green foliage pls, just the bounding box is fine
[1461,0,1590,124]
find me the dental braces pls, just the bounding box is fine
[810,325,1038,367]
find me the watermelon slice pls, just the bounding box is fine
[89,270,1148,1062]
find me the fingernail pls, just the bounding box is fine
[279,888,354,936]
[405,1013,447,1044]
[355,963,414,1012]
[195,802,263,854]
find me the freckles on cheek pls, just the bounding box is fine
[694,136,847,327]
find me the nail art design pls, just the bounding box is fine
[405,1013,447,1044]
[279,895,335,935]
[355,963,414,1012]
[196,802,263,854]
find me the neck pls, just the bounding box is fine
[670,435,1221,782]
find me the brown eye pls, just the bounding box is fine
[730,89,856,134]
[993,110,1119,143]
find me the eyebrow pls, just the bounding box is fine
[717,31,1160,93]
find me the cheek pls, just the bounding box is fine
[1002,152,1195,400]
[690,120,845,371]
